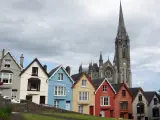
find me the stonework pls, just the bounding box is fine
[78,2,132,88]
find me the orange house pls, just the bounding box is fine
[112,82,133,119]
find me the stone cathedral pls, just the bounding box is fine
[78,2,132,88]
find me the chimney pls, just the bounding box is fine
[1,49,5,58]
[20,54,24,68]
[65,66,71,75]
[44,65,47,72]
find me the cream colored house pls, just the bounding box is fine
[71,73,95,115]
[129,88,148,120]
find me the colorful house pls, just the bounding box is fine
[19,58,49,104]
[47,65,74,111]
[112,82,133,119]
[92,78,116,118]
[144,91,160,120]
[129,88,148,120]
[71,73,95,115]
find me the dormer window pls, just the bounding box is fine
[4,59,11,68]
[32,67,38,76]
[103,85,107,92]
[154,98,158,105]
[122,90,126,97]
[58,73,63,80]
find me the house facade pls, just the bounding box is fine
[71,73,95,115]
[129,88,148,120]
[112,83,133,119]
[19,58,49,104]
[92,78,116,118]
[144,92,160,120]
[47,65,74,111]
[0,49,23,99]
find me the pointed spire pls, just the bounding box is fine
[108,55,109,61]
[117,1,127,39]
[79,63,82,73]
[99,51,103,62]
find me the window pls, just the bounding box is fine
[137,103,144,114]
[11,90,17,98]
[27,80,40,91]
[54,100,59,108]
[32,67,38,76]
[154,98,158,105]
[103,85,107,92]
[100,96,110,106]
[122,90,126,97]
[82,80,86,87]
[78,105,83,113]
[4,59,11,68]
[58,73,63,80]
[79,92,89,101]
[153,108,159,117]
[0,73,13,84]
[120,101,128,110]
[54,86,66,96]
[139,94,142,101]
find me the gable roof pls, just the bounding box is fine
[71,72,95,89]
[2,52,22,69]
[20,58,49,77]
[129,87,142,99]
[47,65,74,84]
[112,83,133,98]
[92,78,116,94]
[144,91,158,104]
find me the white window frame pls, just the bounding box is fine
[103,85,107,92]
[78,105,83,113]
[0,73,13,84]
[82,80,86,87]
[54,86,66,96]
[58,73,63,81]
[4,59,11,68]
[54,100,59,108]
[100,96,110,106]
[79,92,89,101]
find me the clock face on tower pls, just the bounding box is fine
[104,69,112,78]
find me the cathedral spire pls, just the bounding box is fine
[99,51,103,67]
[117,1,127,39]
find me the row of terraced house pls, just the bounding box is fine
[0,50,160,120]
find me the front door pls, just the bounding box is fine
[40,96,45,104]
[110,110,114,118]
[66,101,70,110]
[89,106,94,115]
[26,95,32,101]
[100,110,105,117]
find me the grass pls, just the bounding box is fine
[0,106,12,120]
[43,111,120,120]
[22,113,64,120]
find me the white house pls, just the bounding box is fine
[129,88,148,120]
[19,58,49,104]
[144,91,160,120]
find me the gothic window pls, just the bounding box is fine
[122,43,127,58]
[104,68,112,78]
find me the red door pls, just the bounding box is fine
[89,106,94,115]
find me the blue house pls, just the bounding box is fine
[47,65,74,111]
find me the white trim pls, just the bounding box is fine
[3,52,22,69]
[95,78,116,94]
[47,65,74,84]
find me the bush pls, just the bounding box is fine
[0,106,12,120]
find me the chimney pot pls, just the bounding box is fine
[44,65,47,72]
[20,54,24,68]
[66,66,71,75]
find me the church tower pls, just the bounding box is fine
[114,2,132,88]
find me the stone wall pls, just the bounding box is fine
[0,95,11,108]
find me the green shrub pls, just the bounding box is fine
[0,106,12,120]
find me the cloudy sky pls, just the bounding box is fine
[0,0,160,91]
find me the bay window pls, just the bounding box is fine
[0,73,13,84]
[54,86,66,96]
[100,96,110,106]
[79,92,89,101]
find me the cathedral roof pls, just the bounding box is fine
[92,63,99,72]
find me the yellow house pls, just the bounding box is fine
[71,73,95,115]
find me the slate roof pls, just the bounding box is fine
[49,65,60,76]
[71,72,84,83]
[92,78,105,90]
[20,58,49,77]
[144,91,157,104]
[129,87,141,99]
[112,83,123,92]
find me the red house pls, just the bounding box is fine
[112,82,133,119]
[92,78,116,118]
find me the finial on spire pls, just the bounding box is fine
[108,55,110,60]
